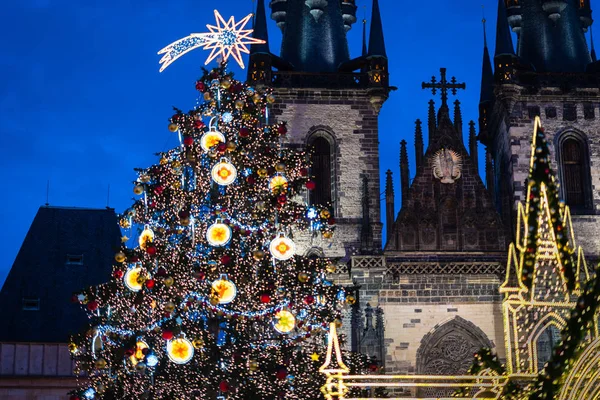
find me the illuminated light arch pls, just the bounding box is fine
[558,337,600,400]
[526,313,567,373]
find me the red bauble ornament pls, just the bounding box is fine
[306,181,316,190]
[113,270,124,279]
[276,368,288,380]
[156,267,168,277]
[303,295,315,305]
[369,363,378,372]
[178,210,190,219]
[246,176,256,185]
[217,143,227,153]
[162,330,174,340]
[71,294,79,303]
[145,279,155,289]
[328,217,335,225]
[87,300,99,311]
[239,127,249,137]
[124,348,135,357]
[154,186,164,195]
[146,245,157,256]
[195,81,205,91]
[183,136,194,146]
[219,380,230,392]
[277,124,287,135]
[220,255,232,265]
[194,271,206,281]
[194,120,205,129]
[299,167,308,176]
[260,293,271,304]
[130,256,140,263]
[70,396,81,400]
[277,194,287,205]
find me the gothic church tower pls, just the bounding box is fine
[480,0,600,258]
[247,0,392,259]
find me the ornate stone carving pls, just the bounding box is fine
[432,148,462,183]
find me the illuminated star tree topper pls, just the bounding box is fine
[158,9,266,71]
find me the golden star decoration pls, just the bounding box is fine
[121,235,129,243]
[311,352,321,361]
[158,9,266,71]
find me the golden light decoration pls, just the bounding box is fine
[167,337,194,364]
[269,174,288,194]
[124,266,144,292]
[273,309,296,334]
[138,225,154,250]
[269,233,296,261]
[211,274,237,304]
[130,340,148,366]
[157,9,266,71]
[200,128,225,152]
[206,220,232,247]
[211,158,237,186]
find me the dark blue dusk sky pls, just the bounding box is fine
[0,0,527,286]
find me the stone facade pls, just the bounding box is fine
[270,87,383,258]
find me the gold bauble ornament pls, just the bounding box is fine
[269,175,288,194]
[221,78,231,89]
[133,184,144,195]
[320,209,331,219]
[124,267,144,292]
[164,276,174,287]
[95,358,107,369]
[273,309,296,334]
[168,123,179,132]
[257,168,268,178]
[192,338,204,349]
[266,94,276,103]
[298,272,309,283]
[322,231,334,239]
[252,250,265,260]
[275,163,286,172]
[159,157,168,165]
[211,158,237,186]
[249,359,259,371]
[136,362,147,371]
[139,174,151,183]
[164,302,176,313]
[334,319,343,328]
[326,263,337,273]
[138,225,154,250]
[226,141,236,152]
[115,251,126,263]
[211,274,237,304]
[68,342,78,354]
[346,295,356,305]
[203,92,212,101]
[172,181,181,189]
[242,112,251,120]
[180,217,190,226]
[206,220,232,247]
[167,337,194,364]
[235,100,244,109]
[172,160,181,169]
[200,128,225,152]
[252,93,261,103]
[269,233,296,261]
[256,201,266,210]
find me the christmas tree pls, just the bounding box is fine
[68,64,365,399]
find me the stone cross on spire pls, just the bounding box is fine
[421,68,466,108]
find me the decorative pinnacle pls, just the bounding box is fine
[421,68,466,108]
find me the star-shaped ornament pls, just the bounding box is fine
[310,352,320,361]
[158,10,266,71]
[121,235,129,243]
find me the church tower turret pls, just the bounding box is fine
[247,0,272,85]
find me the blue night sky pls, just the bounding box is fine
[0,0,512,286]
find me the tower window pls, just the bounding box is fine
[22,298,40,311]
[562,139,585,207]
[545,107,557,119]
[563,104,577,121]
[583,103,595,120]
[557,132,593,213]
[66,254,84,265]
[308,135,334,208]
[528,106,540,119]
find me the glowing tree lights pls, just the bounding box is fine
[68,63,372,399]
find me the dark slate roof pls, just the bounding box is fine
[367,0,387,58]
[494,0,515,57]
[250,0,270,55]
[0,206,120,342]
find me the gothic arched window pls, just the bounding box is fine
[308,134,335,210]
[557,132,593,213]
[536,325,561,372]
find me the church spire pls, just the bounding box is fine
[414,119,424,170]
[250,0,270,55]
[494,0,515,58]
[479,17,494,145]
[275,0,350,72]
[591,26,597,63]
[400,140,409,208]
[469,121,479,175]
[453,99,463,138]
[385,170,395,243]
[428,100,436,138]
[368,0,387,58]
[362,17,368,56]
